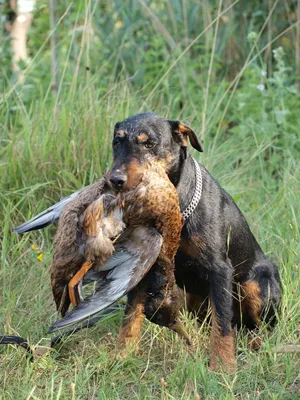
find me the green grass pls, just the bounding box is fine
[1,1,300,399]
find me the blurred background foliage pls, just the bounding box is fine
[1,1,299,125]
[1,1,299,86]
[0,0,299,200]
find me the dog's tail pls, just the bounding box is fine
[14,190,81,233]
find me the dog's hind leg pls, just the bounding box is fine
[244,261,282,328]
[209,261,235,372]
[241,280,262,327]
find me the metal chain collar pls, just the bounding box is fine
[182,158,203,221]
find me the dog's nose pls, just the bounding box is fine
[110,170,127,188]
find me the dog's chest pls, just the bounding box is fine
[175,246,209,279]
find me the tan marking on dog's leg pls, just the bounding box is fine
[210,307,235,372]
[68,261,94,307]
[241,280,262,325]
[118,291,145,352]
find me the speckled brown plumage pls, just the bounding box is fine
[50,162,183,329]
[50,179,108,315]
[117,163,185,346]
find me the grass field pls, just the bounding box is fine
[1,1,300,399]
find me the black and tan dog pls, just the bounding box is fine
[15,112,282,371]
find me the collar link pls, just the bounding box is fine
[181,158,203,221]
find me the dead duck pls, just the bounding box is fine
[48,162,191,347]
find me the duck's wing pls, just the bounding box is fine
[14,179,107,234]
[14,190,82,233]
[48,226,162,332]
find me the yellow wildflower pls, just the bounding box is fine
[32,244,37,251]
[37,253,43,261]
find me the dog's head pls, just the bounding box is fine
[108,112,203,190]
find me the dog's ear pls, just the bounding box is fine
[169,120,203,154]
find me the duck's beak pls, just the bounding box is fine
[169,321,192,346]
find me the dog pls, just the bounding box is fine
[104,112,282,370]
[14,112,282,371]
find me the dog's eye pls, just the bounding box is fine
[144,142,154,149]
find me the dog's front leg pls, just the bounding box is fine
[209,262,235,372]
[117,285,146,352]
